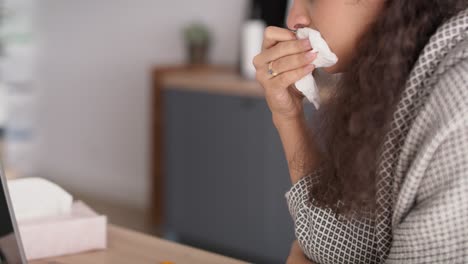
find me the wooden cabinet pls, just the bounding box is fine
[152,66,295,263]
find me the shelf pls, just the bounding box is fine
[152,64,335,101]
[153,65,264,98]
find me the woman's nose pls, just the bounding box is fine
[287,7,311,30]
[293,23,307,30]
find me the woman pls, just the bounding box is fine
[253,0,467,263]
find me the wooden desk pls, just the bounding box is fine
[31,225,248,264]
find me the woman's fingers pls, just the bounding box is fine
[262,26,297,49]
[257,61,315,92]
[270,51,317,76]
[271,63,315,90]
[253,27,314,122]
[254,39,311,67]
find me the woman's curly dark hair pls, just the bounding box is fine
[309,0,467,215]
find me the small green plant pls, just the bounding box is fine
[183,22,211,64]
[183,22,211,46]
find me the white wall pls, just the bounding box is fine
[34,0,248,210]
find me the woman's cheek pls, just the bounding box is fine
[321,33,352,73]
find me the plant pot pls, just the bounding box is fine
[187,43,209,65]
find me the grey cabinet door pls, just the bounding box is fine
[164,90,294,263]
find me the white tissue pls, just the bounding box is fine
[295,28,338,109]
[7,177,73,221]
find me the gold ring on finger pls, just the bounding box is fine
[268,61,279,77]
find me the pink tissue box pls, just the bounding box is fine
[17,201,107,260]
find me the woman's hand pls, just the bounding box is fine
[287,240,315,264]
[253,26,317,124]
[253,26,321,183]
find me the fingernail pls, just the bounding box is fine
[305,51,317,59]
[302,39,311,49]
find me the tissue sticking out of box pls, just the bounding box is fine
[7,177,73,221]
[294,28,338,109]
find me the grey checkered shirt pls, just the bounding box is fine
[286,8,468,264]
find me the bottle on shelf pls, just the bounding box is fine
[241,0,266,80]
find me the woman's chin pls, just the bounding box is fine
[323,64,343,74]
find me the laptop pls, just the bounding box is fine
[0,166,28,264]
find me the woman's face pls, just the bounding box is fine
[287,0,384,73]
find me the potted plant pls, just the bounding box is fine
[183,22,211,65]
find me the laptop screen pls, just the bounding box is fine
[0,171,26,264]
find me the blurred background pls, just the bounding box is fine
[0,0,302,263]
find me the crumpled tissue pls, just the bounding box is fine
[295,28,338,109]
